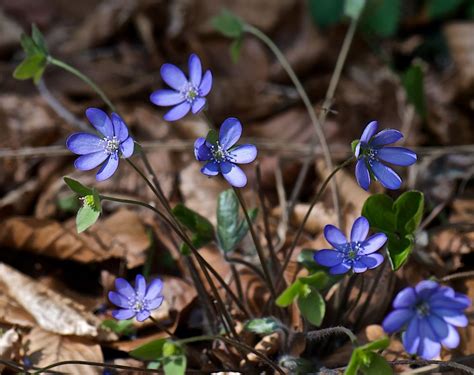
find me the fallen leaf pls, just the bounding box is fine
[0,328,20,372]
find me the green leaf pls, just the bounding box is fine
[172,204,214,242]
[308,0,345,28]
[361,194,396,233]
[211,9,244,38]
[205,129,218,145]
[31,24,48,54]
[297,287,325,326]
[130,338,167,360]
[427,0,464,20]
[13,54,46,81]
[297,249,319,271]
[401,64,427,119]
[345,348,362,375]
[386,232,413,270]
[276,279,304,307]
[360,0,400,37]
[360,352,393,375]
[351,139,360,154]
[299,271,328,289]
[344,0,367,19]
[394,191,424,235]
[64,177,93,197]
[20,34,39,56]
[360,336,390,352]
[76,203,100,233]
[57,194,81,213]
[244,317,281,334]
[163,355,187,375]
[230,38,243,63]
[101,319,135,336]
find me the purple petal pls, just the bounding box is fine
[383,308,415,333]
[96,154,119,181]
[351,216,370,242]
[360,121,378,143]
[115,278,134,297]
[194,137,212,161]
[355,158,371,190]
[199,70,212,96]
[160,63,187,91]
[329,262,351,275]
[377,147,417,166]
[85,108,113,138]
[201,161,219,176]
[415,280,439,299]
[146,296,164,310]
[191,97,206,114]
[66,133,102,155]
[136,310,151,322]
[135,274,146,299]
[145,278,163,300]
[229,144,257,164]
[163,102,191,121]
[427,314,449,342]
[324,225,347,248]
[120,137,134,158]
[430,294,471,310]
[150,89,184,106]
[221,161,247,187]
[403,317,420,355]
[188,54,202,87]
[108,291,130,309]
[393,287,417,308]
[441,324,460,349]
[314,249,344,267]
[111,113,129,141]
[112,309,135,320]
[370,129,403,147]
[74,151,108,171]
[353,260,368,273]
[360,253,384,269]
[219,117,242,150]
[360,233,387,254]
[433,308,468,327]
[354,142,361,158]
[370,160,402,190]
[418,319,441,359]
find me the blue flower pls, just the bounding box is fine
[108,274,164,322]
[150,53,212,121]
[66,108,134,181]
[354,121,417,190]
[313,216,387,275]
[383,280,471,359]
[194,117,257,187]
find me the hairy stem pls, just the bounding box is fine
[306,326,358,345]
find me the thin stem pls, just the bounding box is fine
[48,57,116,112]
[149,316,177,338]
[233,187,277,299]
[243,23,340,225]
[33,360,165,374]
[388,359,474,374]
[306,326,358,345]
[275,157,354,290]
[225,254,266,282]
[441,271,474,282]
[176,335,285,374]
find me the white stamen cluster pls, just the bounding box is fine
[100,136,120,154]
[181,82,200,103]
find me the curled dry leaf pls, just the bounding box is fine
[0,280,36,327]
[0,209,150,268]
[26,327,103,375]
[246,332,281,363]
[0,263,114,339]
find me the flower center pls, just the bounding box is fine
[80,195,95,208]
[101,136,120,154]
[181,82,200,103]
[210,142,232,163]
[129,296,148,312]
[416,302,430,317]
[361,145,378,165]
[344,242,363,261]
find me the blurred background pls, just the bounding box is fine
[0,0,473,371]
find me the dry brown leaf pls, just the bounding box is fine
[0,209,150,268]
[246,332,280,362]
[0,263,113,339]
[444,22,474,91]
[26,327,103,375]
[0,280,36,327]
[0,328,20,372]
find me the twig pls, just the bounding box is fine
[388,359,474,374]
[441,271,474,283]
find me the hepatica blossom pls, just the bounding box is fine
[66,108,134,181]
[354,121,417,190]
[108,274,164,322]
[314,216,387,275]
[150,53,212,121]
[194,117,257,187]
[383,280,471,359]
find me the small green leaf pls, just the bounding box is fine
[172,204,214,241]
[297,249,319,271]
[101,319,135,336]
[308,0,345,28]
[427,0,464,20]
[276,279,304,307]
[163,355,187,375]
[362,194,396,233]
[360,336,390,352]
[76,203,100,233]
[20,34,39,56]
[386,232,413,270]
[351,139,360,154]
[297,287,325,326]
[31,24,48,54]
[360,352,393,375]
[394,191,424,235]
[244,317,281,334]
[230,38,243,63]
[129,338,167,360]
[64,177,93,197]
[211,9,244,38]
[13,54,46,81]
[345,348,362,375]
[205,129,218,145]
[344,0,367,19]
[401,64,427,119]
[57,194,81,213]
[360,0,401,37]
[299,271,328,289]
